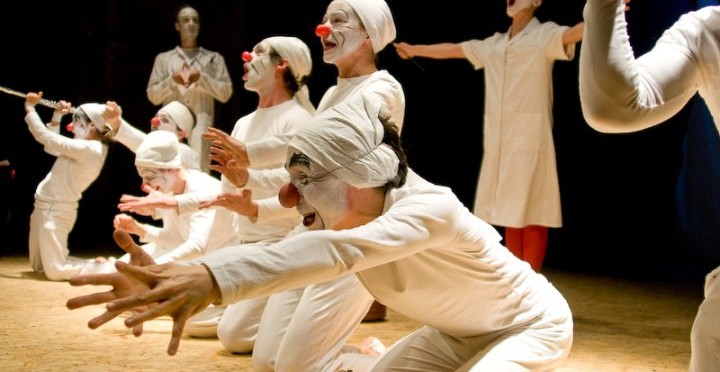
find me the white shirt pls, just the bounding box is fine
[142,169,238,265]
[175,99,313,241]
[25,111,108,204]
[201,170,563,336]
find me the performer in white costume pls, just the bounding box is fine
[24,93,115,281]
[67,93,574,371]
[578,1,720,370]
[113,130,239,337]
[107,100,199,170]
[147,5,233,173]
[393,0,584,271]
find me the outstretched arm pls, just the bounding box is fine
[393,41,466,60]
[66,230,220,356]
[579,0,699,133]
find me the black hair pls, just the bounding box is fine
[379,115,408,189]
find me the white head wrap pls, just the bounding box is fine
[344,0,396,53]
[76,103,109,133]
[288,93,399,189]
[158,101,195,135]
[264,36,316,114]
[135,130,182,169]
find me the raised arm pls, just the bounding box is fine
[579,0,699,133]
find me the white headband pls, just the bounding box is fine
[288,93,399,189]
[264,36,316,114]
[344,0,397,53]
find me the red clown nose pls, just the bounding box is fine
[66,123,74,132]
[315,24,331,37]
[150,117,161,128]
[241,51,252,62]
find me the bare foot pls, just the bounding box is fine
[358,336,386,356]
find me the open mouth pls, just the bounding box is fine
[509,0,516,5]
[302,213,316,227]
[322,39,337,51]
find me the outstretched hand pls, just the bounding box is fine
[118,184,177,215]
[66,229,155,337]
[66,229,221,355]
[204,127,250,168]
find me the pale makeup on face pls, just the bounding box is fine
[177,7,200,40]
[137,167,173,193]
[320,0,367,64]
[286,152,350,231]
[506,0,534,17]
[243,42,276,92]
[153,112,181,134]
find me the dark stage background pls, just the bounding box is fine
[0,0,717,279]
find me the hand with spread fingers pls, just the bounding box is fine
[208,143,249,188]
[199,189,257,218]
[204,127,250,168]
[66,229,221,356]
[118,184,178,215]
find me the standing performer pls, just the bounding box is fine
[393,0,584,271]
[25,92,115,281]
[578,1,719,370]
[147,4,233,173]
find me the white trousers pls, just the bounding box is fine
[371,284,573,371]
[28,200,114,281]
[249,274,377,372]
[690,265,720,372]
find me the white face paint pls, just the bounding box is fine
[286,151,350,231]
[71,111,92,139]
[243,41,277,93]
[137,167,175,194]
[176,7,200,40]
[506,0,534,17]
[320,0,368,64]
[153,112,181,135]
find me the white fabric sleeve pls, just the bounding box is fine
[200,186,472,305]
[579,0,700,133]
[114,119,146,153]
[245,134,295,168]
[146,210,215,265]
[191,53,233,103]
[25,111,95,159]
[146,54,178,106]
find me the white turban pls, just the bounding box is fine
[135,130,182,169]
[158,101,195,135]
[265,36,316,114]
[288,93,399,189]
[345,0,396,53]
[77,103,109,133]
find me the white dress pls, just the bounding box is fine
[461,18,575,228]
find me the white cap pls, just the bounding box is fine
[158,101,194,135]
[344,0,397,53]
[77,103,109,133]
[288,93,399,189]
[135,130,182,169]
